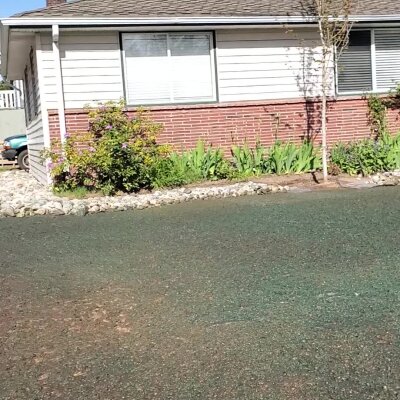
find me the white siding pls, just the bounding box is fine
[216,29,335,102]
[40,32,124,109]
[27,113,47,184]
[37,29,334,110]
[25,45,47,184]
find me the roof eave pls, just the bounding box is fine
[3,14,400,27]
[2,16,317,26]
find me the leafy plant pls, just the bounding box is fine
[330,133,400,176]
[293,141,322,173]
[231,142,266,176]
[43,101,323,195]
[367,85,400,139]
[170,140,228,180]
[267,141,321,174]
[152,141,231,188]
[383,133,400,170]
[151,157,188,188]
[43,101,168,195]
[183,140,230,181]
[367,94,388,138]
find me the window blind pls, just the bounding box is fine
[375,30,400,90]
[337,30,373,93]
[123,32,216,105]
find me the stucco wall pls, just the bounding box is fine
[0,109,26,141]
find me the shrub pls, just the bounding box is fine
[150,157,189,189]
[330,133,400,176]
[44,102,169,195]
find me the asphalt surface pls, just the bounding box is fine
[1,187,400,400]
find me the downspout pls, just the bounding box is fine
[52,24,67,143]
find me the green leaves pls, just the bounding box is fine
[45,102,167,195]
[45,100,326,194]
[185,140,226,180]
[330,133,400,176]
[263,141,321,175]
[152,141,231,188]
[231,142,267,175]
[231,140,321,176]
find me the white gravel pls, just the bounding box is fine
[0,170,289,218]
[369,170,400,186]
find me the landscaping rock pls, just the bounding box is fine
[369,171,400,187]
[0,170,289,218]
[2,206,15,218]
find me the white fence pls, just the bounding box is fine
[0,90,23,109]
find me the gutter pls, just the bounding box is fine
[2,15,400,27]
[1,16,316,26]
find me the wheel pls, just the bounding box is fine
[17,150,29,170]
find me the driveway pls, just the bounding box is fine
[1,188,399,399]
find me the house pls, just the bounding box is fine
[1,0,400,183]
[0,56,25,141]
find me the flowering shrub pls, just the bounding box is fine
[43,102,169,195]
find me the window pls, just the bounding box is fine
[375,30,400,90]
[337,31,372,93]
[337,29,400,94]
[122,32,216,105]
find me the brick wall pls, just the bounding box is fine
[48,97,400,151]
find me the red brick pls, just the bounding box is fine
[47,97,400,152]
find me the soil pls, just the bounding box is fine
[1,187,399,399]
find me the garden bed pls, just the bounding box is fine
[0,170,289,218]
[1,169,399,218]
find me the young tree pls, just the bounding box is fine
[313,0,353,182]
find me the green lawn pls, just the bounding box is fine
[0,187,399,399]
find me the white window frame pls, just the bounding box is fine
[336,28,400,96]
[121,31,218,106]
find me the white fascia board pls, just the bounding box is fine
[2,14,400,27]
[1,16,316,26]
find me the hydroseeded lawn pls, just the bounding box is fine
[0,187,399,400]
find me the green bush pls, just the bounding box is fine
[330,133,400,176]
[44,102,169,195]
[151,157,189,188]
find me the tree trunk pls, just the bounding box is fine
[321,91,328,182]
[320,43,329,183]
